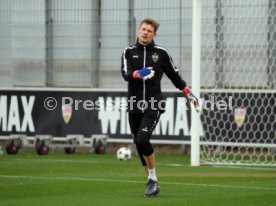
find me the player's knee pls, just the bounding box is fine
[143,145,154,156]
[136,133,153,156]
[136,132,150,146]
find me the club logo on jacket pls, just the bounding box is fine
[152,53,159,62]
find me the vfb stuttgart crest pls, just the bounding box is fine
[62,104,72,124]
[234,107,246,127]
[152,53,159,62]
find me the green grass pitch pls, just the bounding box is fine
[0,149,276,206]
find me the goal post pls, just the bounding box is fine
[191,0,276,166]
[191,0,202,166]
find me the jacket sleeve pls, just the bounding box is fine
[121,47,134,81]
[162,49,187,90]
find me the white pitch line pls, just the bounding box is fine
[0,175,275,191]
[160,181,276,191]
[0,175,143,184]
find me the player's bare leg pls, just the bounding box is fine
[144,154,154,169]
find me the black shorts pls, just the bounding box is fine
[128,110,161,142]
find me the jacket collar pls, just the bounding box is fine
[135,39,156,49]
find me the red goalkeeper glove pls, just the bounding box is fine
[182,87,200,113]
[133,67,155,80]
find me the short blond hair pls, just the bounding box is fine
[140,18,160,32]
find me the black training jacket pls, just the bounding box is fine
[121,39,187,113]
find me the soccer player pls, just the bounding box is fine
[121,18,199,197]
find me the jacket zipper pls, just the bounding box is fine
[142,46,146,112]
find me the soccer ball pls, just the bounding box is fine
[116,147,131,161]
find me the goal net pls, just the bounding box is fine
[199,0,276,166]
